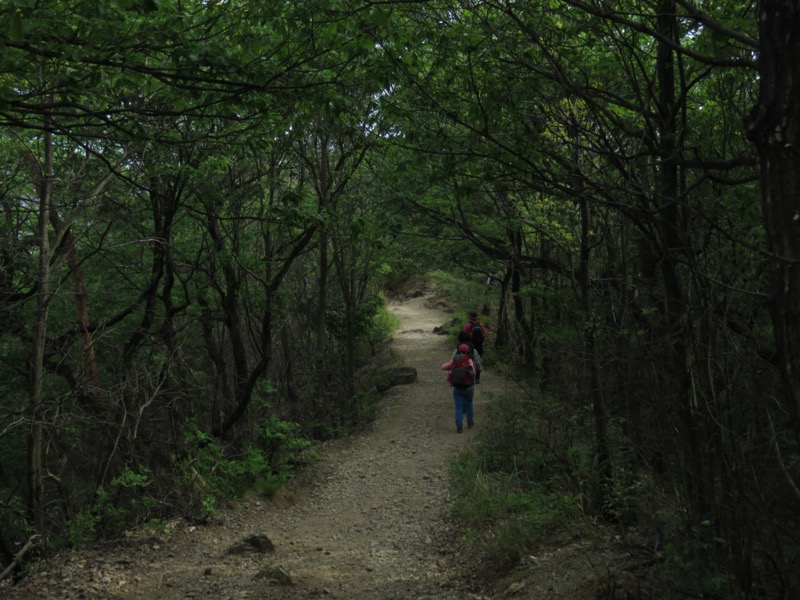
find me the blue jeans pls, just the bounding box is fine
[453,385,474,426]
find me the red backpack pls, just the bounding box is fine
[448,354,474,387]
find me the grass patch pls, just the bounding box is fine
[447,388,593,571]
[449,448,584,569]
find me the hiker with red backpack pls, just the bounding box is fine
[463,310,487,382]
[441,343,477,433]
[454,329,482,384]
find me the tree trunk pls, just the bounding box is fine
[579,197,612,515]
[495,266,512,350]
[746,0,800,437]
[332,237,361,408]
[655,0,710,521]
[508,228,535,361]
[45,160,120,405]
[28,123,54,534]
[315,135,330,420]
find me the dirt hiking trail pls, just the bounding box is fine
[3,285,620,600]
[2,286,498,599]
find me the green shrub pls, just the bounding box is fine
[327,293,401,359]
[65,466,157,546]
[65,510,99,548]
[348,390,383,423]
[254,410,314,477]
[361,293,401,340]
[249,476,279,498]
[174,415,314,519]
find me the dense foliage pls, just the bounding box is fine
[2,1,799,597]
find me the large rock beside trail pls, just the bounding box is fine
[376,366,417,391]
[433,317,461,335]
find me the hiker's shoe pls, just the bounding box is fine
[456,424,463,433]
[468,421,474,429]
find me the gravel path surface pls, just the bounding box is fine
[3,287,514,600]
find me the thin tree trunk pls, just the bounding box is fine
[495,266,512,350]
[332,242,359,406]
[46,160,120,402]
[45,214,101,411]
[28,122,54,534]
[316,136,330,420]
[579,197,612,514]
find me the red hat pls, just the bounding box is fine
[458,344,470,354]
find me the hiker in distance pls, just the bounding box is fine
[455,329,482,385]
[464,310,487,355]
[463,310,487,379]
[441,343,477,433]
